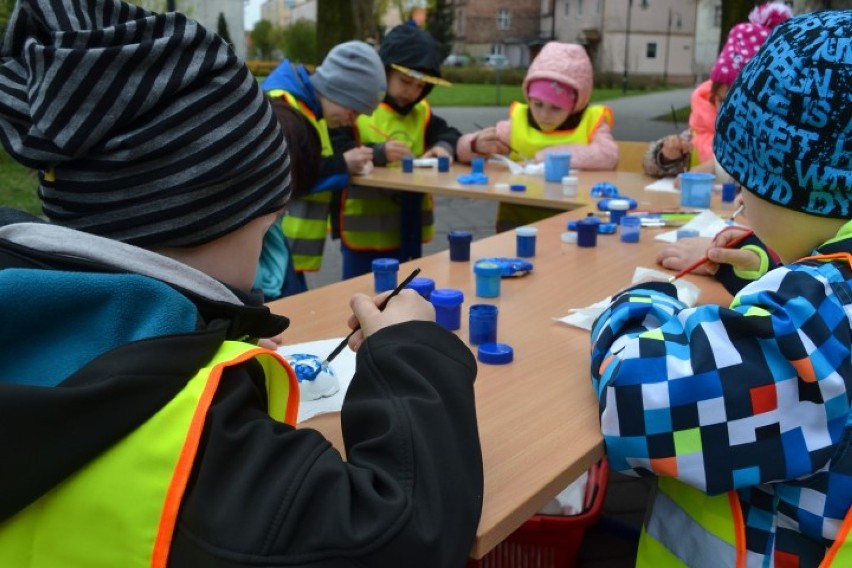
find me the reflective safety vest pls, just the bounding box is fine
[497,102,613,231]
[346,101,434,251]
[269,89,335,272]
[0,341,299,568]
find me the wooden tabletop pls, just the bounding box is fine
[267,209,731,559]
[352,163,683,212]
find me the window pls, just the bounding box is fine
[713,5,722,27]
[596,0,602,14]
[646,42,657,58]
[564,0,570,16]
[497,9,511,30]
[577,0,583,16]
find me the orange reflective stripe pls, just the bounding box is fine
[798,252,852,269]
[821,506,852,566]
[728,490,747,568]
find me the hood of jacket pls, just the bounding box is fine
[379,24,443,110]
[523,42,593,113]
[261,60,322,117]
[0,213,289,522]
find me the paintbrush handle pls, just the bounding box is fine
[322,268,422,366]
[670,230,754,281]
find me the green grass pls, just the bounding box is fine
[0,149,41,215]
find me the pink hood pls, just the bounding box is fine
[523,42,593,112]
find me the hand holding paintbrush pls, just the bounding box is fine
[668,228,755,282]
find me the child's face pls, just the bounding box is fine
[528,97,571,132]
[321,97,358,128]
[386,69,427,108]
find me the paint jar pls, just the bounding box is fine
[473,260,502,298]
[430,288,464,331]
[402,156,414,173]
[620,216,641,243]
[577,215,599,248]
[477,342,514,365]
[676,229,700,240]
[679,172,714,208]
[437,155,451,172]
[447,230,473,262]
[371,258,399,293]
[469,304,498,345]
[471,157,485,174]
[562,176,579,197]
[607,199,631,225]
[405,277,435,300]
[722,182,737,203]
[544,152,572,182]
[515,226,538,258]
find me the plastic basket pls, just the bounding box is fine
[468,457,609,568]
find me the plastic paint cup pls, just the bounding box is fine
[437,155,451,172]
[471,157,485,174]
[576,217,598,248]
[722,182,737,203]
[371,258,399,292]
[544,152,572,182]
[430,288,464,331]
[679,172,715,208]
[469,304,499,345]
[561,176,579,197]
[515,226,538,258]
[474,261,502,298]
[405,277,435,300]
[402,156,414,173]
[447,230,473,262]
[620,216,641,243]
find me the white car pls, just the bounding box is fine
[482,54,510,68]
[443,53,471,67]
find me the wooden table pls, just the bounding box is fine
[267,208,731,559]
[352,163,683,212]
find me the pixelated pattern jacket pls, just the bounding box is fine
[590,221,852,566]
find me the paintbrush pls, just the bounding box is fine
[473,122,530,162]
[368,123,396,142]
[319,267,422,369]
[729,203,744,222]
[668,230,754,283]
[671,104,680,132]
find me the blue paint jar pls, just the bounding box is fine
[473,260,502,298]
[447,230,473,261]
[515,226,538,258]
[722,182,737,203]
[469,304,498,345]
[437,155,451,172]
[430,288,464,331]
[607,199,631,225]
[620,216,641,243]
[577,216,598,248]
[471,157,485,174]
[405,276,435,300]
[402,156,414,173]
[371,258,399,292]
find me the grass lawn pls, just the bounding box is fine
[0,149,41,216]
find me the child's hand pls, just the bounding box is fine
[421,145,452,159]
[344,146,374,174]
[384,140,413,162]
[472,127,509,156]
[660,135,691,162]
[345,290,435,351]
[657,237,717,275]
[257,332,285,350]
[706,228,761,272]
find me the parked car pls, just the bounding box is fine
[443,53,471,67]
[482,54,510,68]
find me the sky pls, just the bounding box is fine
[244,0,263,31]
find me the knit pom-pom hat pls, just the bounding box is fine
[523,42,593,112]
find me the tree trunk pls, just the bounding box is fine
[717,0,754,57]
[316,0,377,61]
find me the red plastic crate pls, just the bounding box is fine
[468,458,609,568]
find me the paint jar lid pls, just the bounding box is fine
[477,342,514,365]
[430,288,464,307]
[608,199,631,211]
[473,260,502,277]
[510,184,526,192]
[515,226,539,236]
[447,230,473,242]
[561,231,577,243]
[561,176,579,185]
[371,258,399,272]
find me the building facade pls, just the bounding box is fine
[177,0,246,59]
[452,0,541,67]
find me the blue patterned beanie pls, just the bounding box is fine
[714,11,851,219]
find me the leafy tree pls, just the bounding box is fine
[0,0,14,34]
[217,12,233,46]
[283,19,318,65]
[426,0,453,60]
[251,19,283,60]
[316,0,376,60]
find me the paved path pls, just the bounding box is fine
[304,87,693,289]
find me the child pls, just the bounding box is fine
[340,24,462,278]
[0,1,484,566]
[458,41,618,232]
[591,11,851,566]
[261,41,385,281]
[643,2,792,178]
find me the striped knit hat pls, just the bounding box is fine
[0,0,291,247]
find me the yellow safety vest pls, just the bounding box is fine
[0,341,299,568]
[268,89,335,272]
[497,102,614,231]
[346,101,434,250]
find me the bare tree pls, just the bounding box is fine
[316,0,377,61]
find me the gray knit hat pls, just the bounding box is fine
[0,0,291,247]
[309,41,386,115]
[714,11,851,219]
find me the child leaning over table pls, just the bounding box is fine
[457,41,618,232]
[590,11,851,567]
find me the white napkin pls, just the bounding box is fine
[645,177,678,192]
[556,267,701,331]
[538,470,589,516]
[654,209,731,243]
[277,337,357,423]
